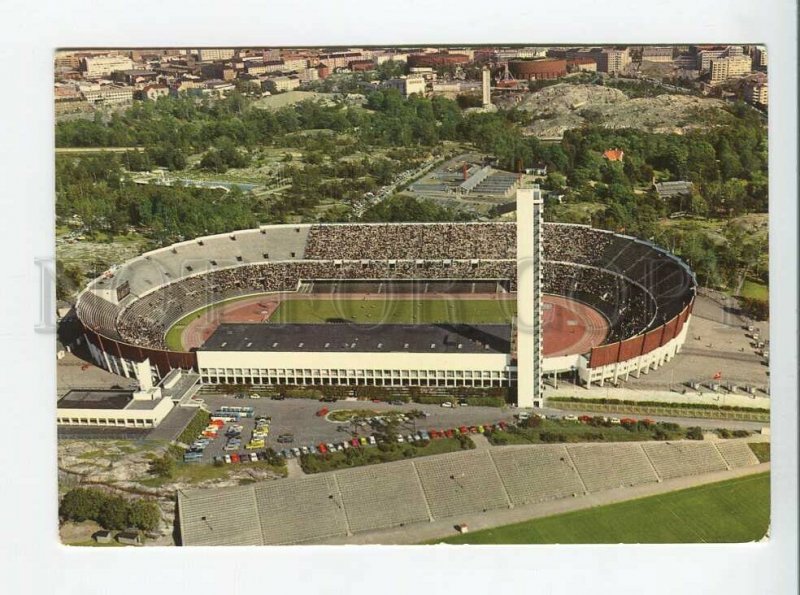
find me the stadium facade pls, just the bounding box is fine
[72,188,696,407]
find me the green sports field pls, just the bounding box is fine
[164,293,264,351]
[268,298,516,325]
[431,472,770,544]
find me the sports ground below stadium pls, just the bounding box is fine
[431,472,770,545]
[165,292,609,357]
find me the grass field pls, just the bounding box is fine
[431,472,769,544]
[741,278,769,301]
[269,298,516,325]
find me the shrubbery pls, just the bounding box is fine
[59,488,160,532]
[177,409,211,445]
[686,427,704,440]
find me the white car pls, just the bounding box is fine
[224,454,232,464]
[441,402,454,408]
[300,446,310,455]
[563,415,579,422]
[249,452,259,462]
[368,436,377,445]
[249,393,261,399]
[396,435,405,443]
[609,417,621,425]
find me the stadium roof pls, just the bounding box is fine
[199,323,511,354]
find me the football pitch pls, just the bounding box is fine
[268,298,516,325]
[431,472,770,544]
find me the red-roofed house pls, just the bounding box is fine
[603,148,624,162]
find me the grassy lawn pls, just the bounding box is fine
[431,472,770,544]
[748,442,771,463]
[327,409,381,422]
[64,539,126,547]
[488,418,683,445]
[139,460,287,487]
[741,278,769,301]
[269,298,515,325]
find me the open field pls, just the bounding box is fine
[269,297,515,325]
[432,472,769,544]
[741,279,769,301]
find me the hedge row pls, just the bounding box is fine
[176,409,211,445]
[547,397,768,413]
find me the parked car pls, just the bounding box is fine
[390,400,405,406]
[440,402,454,408]
[563,415,579,422]
[319,396,338,403]
[249,393,261,399]
[230,453,240,464]
[358,437,367,446]
[444,429,455,438]
[368,436,377,446]
[249,452,259,462]
[396,434,405,443]
[291,447,301,457]
[271,394,286,400]
[350,438,361,448]
[277,434,294,444]
[459,426,468,434]
[317,443,328,454]
[517,412,530,421]
[224,454,232,464]
[300,446,310,455]
[309,445,318,455]
[316,407,329,417]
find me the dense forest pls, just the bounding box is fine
[56,89,768,296]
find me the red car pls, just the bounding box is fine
[459,425,468,435]
[429,430,441,439]
[316,407,329,417]
[484,424,494,433]
[230,453,240,463]
[498,421,508,430]
[469,426,479,434]
[444,429,454,438]
[317,443,328,454]
[578,415,592,424]
[350,438,360,448]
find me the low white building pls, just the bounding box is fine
[383,75,426,97]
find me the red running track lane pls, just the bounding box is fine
[178,292,609,357]
[541,294,609,357]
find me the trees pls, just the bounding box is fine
[127,500,161,532]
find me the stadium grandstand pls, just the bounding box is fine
[72,188,696,407]
[176,439,762,546]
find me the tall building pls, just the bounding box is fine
[752,46,768,70]
[710,55,752,83]
[481,66,491,107]
[697,45,743,71]
[597,48,630,74]
[515,186,544,408]
[745,82,768,106]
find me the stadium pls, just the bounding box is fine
[73,188,696,407]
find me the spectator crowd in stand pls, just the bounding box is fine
[76,222,695,352]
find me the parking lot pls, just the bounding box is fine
[188,394,519,462]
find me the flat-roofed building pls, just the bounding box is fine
[198,48,235,62]
[82,55,134,78]
[745,81,768,106]
[196,323,514,389]
[710,55,751,83]
[596,49,630,74]
[641,46,674,63]
[81,85,134,107]
[384,75,426,97]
